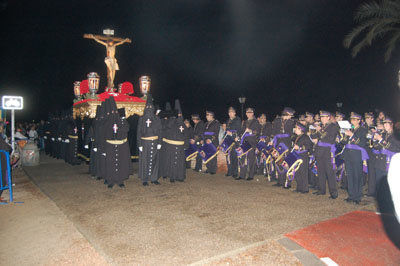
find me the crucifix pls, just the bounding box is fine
[84,29,131,90]
[113,123,118,134]
[179,126,184,133]
[146,119,152,128]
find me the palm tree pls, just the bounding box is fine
[344,0,400,62]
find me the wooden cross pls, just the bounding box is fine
[83,34,132,44]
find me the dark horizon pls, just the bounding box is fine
[1,0,400,123]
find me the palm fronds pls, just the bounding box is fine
[344,0,400,62]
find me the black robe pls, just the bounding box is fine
[137,114,162,182]
[160,117,188,181]
[103,106,131,185]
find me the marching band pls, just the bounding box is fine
[186,107,400,205]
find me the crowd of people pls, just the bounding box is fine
[1,96,399,206]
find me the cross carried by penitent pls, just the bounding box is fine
[84,29,131,90]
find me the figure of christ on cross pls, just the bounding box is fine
[84,33,131,90]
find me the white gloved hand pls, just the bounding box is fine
[84,145,89,149]
[58,137,62,141]
[102,153,106,156]
[157,144,161,150]
[65,139,70,143]
[51,138,55,141]
[139,146,143,152]
[44,136,47,139]
[93,148,98,152]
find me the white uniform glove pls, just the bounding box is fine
[58,137,62,141]
[101,153,106,156]
[65,139,70,143]
[44,136,47,139]
[139,146,143,152]
[51,138,55,141]
[93,148,98,152]
[84,145,89,149]
[157,144,162,150]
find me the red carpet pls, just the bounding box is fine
[285,211,400,265]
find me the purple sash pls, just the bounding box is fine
[372,149,381,155]
[381,149,397,171]
[204,131,215,136]
[345,144,369,173]
[273,134,289,148]
[317,141,336,170]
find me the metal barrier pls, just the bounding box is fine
[0,150,13,202]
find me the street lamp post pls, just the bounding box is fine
[336,102,343,112]
[238,96,246,121]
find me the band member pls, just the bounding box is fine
[364,112,376,196]
[373,117,400,194]
[341,112,368,204]
[271,107,295,150]
[225,107,241,177]
[184,119,193,169]
[191,114,205,172]
[298,115,307,126]
[271,107,295,186]
[256,113,272,175]
[305,112,314,126]
[137,94,162,186]
[203,111,220,175]
[292,122,313,193]
[311,111,339,199]
[237,107,259,181]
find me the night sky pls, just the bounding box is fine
[1,0,400,122]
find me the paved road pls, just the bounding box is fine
[17,155,375,265]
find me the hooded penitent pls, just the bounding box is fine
[137,94,162,184]
[102,96,131,187]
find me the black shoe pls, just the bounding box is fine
[193,169,200,172]
[205,170,209,174]
[344,198,353,202]
[151,181,160,185]
[176,179,184,182]
[118,183,125,188]
[329,195,337,199]
[353,199,361,205]
[283,186,290,189]
[107,184,114,189]
[142,182,149,186]
[300,191,309,194]
[96,176,102,180]
[232,175,238,178]
[235,177,243,180]
[313,191,325,195]
[162,176,167,179]
[272,183,281,187]
[210,172,216,175]
[225,174,231,177]
[246,178,253,181]
[104,180,108,185]
[312,191,320,195]
[170,179,175,183]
